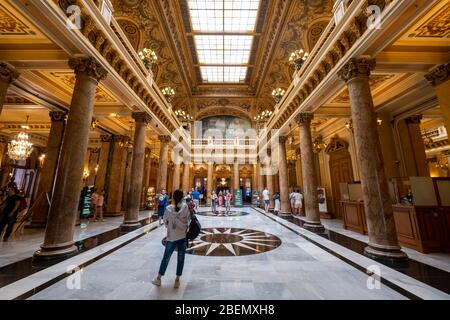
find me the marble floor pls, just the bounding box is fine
[0,211,153,268]
[28,207,410,300]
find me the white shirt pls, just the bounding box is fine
[295,193,303,203]
[262,189,270,201]
[164,204,191,241]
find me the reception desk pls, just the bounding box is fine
[341,200,450,253]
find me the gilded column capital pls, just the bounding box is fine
[100,135,112,143]
[68,57,108,82]
[159,135,171,143]
[295,113,314,125]
[338,58,376,82]
[132,112,151,124]
[113,135,130,143]
[49,111,67,122]
[425,62,450,87]
[405,115,422,125]
[0,61,19,83]
[279,135,288,144]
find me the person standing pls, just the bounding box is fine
[0,187,21,241]
[225,190,232,213]
[262,187,270,213]
[156,189,168,225]
[218,191,224,210]
[92,189,105,221]
[191,188,200,210]
[294,189,303,215]
[273,192,281,215]
[152,189,192,288]
[211,191,218,214]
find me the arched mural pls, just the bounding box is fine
[200,116,252,139]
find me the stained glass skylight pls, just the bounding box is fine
[188,0,261,83]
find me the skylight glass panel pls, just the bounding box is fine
[195,35,253,65]
[188,0,260,32]
[201,66,247,82]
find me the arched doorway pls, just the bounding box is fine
[326,136,354,219]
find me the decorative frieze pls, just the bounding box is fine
[295,113,314,124]
[338,58,376,82]
[68,57,108,82]
[0,61,19,83]
[425,62,450,87]
[49,111,67,122]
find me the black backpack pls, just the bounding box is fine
[186,213,201,242]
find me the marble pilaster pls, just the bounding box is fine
[94,135,112,193]
[296,113,324,232]
[0,61,19,117]
[182,162,191,194]
[264,153,274,208]
[278,136,290,214]
[425,62,450,135]
[172,162,181,192]
[233,160,240,191]
[338,57,407,261]
[122,112,151,231]
[156,135,170,192]
[206,161,214,204]
[141,148,152,208]
[28,111,67,228]
[34,57,107,260]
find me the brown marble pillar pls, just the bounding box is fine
[264,155,274,209]
[403,115,429,176]
[296,113,324,232]
[0,61,19,117]
[296,156,303,188]
[252,163,258,195]
[95,135,112,193]
[377,112,401,180]
[34,57,107,260]
[182,162,191,194]
[87,148,100,186]
[233,160,239,191]
[29,111,67,228]
[206,161,214,205]
[105,135,128,216]
[122,112,151,231]
[141,148,152,208]
[122,148,133,210]
[278,136,290,214]
[156,135,170,192]
[338,58,407,261]
[425,62,450,135]
[172,162,181,192]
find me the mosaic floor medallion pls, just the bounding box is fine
[195,210,249,217]
[186,228,282,256]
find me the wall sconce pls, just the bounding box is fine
[38,154,46,168]
[289,49,309,71]
[83,170,90,180]
[162,87,175,103]
[138,48,158,71]
[94,164,99,175]
[272,88,286,104]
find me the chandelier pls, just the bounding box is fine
[7,116,33,161]
[174,109,193,122]
[272,88,286,104]
[253,109,273,122]
[162,87,175,103]
[289,49,309,71]
[138,48,158,70]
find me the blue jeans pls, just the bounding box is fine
[158,238,187,276]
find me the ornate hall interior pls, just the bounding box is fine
[0,0,449,301]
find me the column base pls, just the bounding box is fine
[277,212,292,217]
[303,221,325,233]
[33,243,78,262]
[120,222,142,232]
[364,244,408,264]
[25,221,47,229]
[104,211,125,217]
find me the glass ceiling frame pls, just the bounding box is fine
[187,0,262,83]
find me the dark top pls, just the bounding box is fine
[3,195,21,216]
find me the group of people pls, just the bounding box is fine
[154,188,203,226]
[0,178,28,242]
[210,189,232,215]
[261,186,303,215]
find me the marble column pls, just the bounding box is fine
[0,61,19,117]
[182,162,191,194]
[86,148,100,186]
[402,115,429,177]
[233,160,240,191]
[141,148,152,208]
[377,112,401,180]
[122,112,151,231]
[122,148,133,210]
[278,136,290,214]
[34,57,107,260]
[105,135,128,216]
[295,156,303,188]
[264,154,274,208]
[296,113,324,232]
[156,135,170,192]
[94,135,112,193]
[28,111,67,228]
[338,57,407,261]
[425,62,450,135]
[252,163,258,194]
[206,161,214,205]
[172,162,181,192]
[257,162,265,195]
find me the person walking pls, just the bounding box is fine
[156,189,168,225]
[0,187,21,241]
[262,187,270,213]
[211,191,218,214]
[191,188,200,210]
[152,189,193,289]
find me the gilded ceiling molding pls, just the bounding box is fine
[425,62,450,87]
[0,61,20,83]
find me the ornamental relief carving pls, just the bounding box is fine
[0,4,36,35]
[409,3,450,38]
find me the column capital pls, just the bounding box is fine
[49,111,67,122]
[338,57,376,82]
[132,112,151,124]
[0,61,19,83]
[405,115,423,125]
[68,57,108,82]
[159,135,171,143]
[425,62,450,87]
[295,113,314,125]
[279,135,288,144]
[100,134,112,142]
[113,135,130,143]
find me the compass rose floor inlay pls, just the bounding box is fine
[195,210,250,217]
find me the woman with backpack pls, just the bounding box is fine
[152,189,193,289]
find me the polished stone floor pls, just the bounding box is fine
[28,207,409,300]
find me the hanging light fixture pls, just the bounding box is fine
[7,116,33,161]
[272,88,286,104]
[162,87,175,103]
[174,108,193,122]
[138,48,158,70]
[289,49,309,71]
